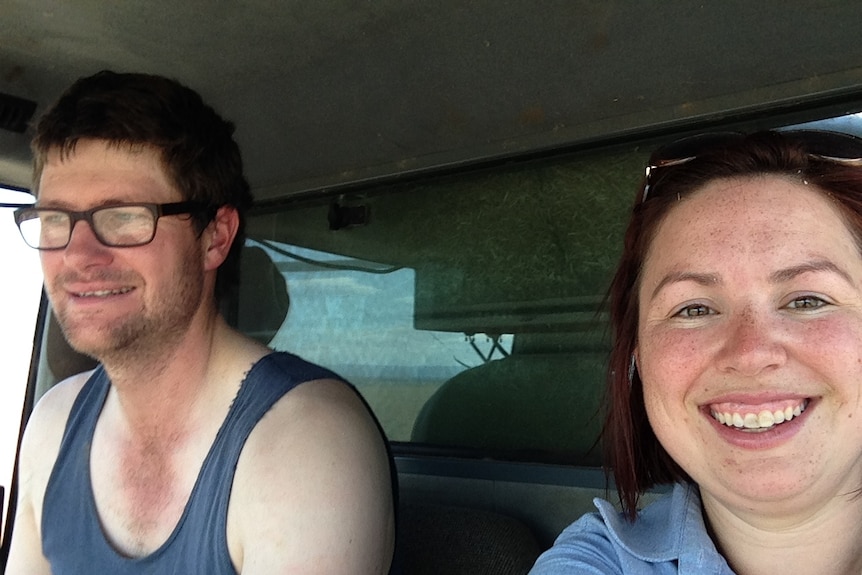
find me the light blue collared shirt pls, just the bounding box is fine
[530,483,735,574]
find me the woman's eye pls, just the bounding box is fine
[674,304,714,318]
[786,295,828,310]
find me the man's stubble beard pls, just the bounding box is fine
[56,245,206,371]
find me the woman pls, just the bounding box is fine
[531,130,862,574]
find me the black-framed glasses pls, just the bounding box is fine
[640,129,862,202]
[13,201,210,250]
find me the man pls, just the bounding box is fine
[6,71,397,574]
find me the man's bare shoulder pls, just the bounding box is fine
[19,371,94,478]
[27,371,93,432]
[7,371,95,575]
[238,377,390,492]
[229,378,395,574]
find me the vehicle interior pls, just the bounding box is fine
[4,2,862,572]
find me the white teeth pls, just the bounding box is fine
[711,400,808,431]
[757,410,775,428]
[76,287,132,297]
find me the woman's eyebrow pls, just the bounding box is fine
[650,259,853,299]
[649,271,720,302]
[648,260,855,302]
[769,259,853,285]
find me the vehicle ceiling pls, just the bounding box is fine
[3,1,862,199]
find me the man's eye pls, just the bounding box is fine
[107,211,144,223]
[99,209,151,231]
[786,296,827,310]
[41,213,67,226]
[674,304,714,318]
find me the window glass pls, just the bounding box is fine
[252,240,513,441]
[0,186,41,542]
[242,145,643,464]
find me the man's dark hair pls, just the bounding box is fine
[31,70,253,301]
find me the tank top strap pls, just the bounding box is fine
[183,351,342,561]
[42,367,119,574]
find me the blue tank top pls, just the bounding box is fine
[41,352,400,574]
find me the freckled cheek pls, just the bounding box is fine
[794,318,862,373]
[800,317,861,346]
[638,334,705,439]
[638,329,710,393]
[641,381,701,469]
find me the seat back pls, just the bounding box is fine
[411,343,607,464]
[399,502,541,575]
[222,244,291,344]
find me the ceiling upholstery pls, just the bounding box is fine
[3,1,862,198]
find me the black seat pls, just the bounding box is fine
[399,502,541,575]
[411,334,606,465]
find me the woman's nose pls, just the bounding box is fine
[716,308,787,376]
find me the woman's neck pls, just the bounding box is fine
[702,488,862,575]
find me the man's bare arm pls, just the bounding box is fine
[6,373,91,575]
[228,378,396,574]
[6,495,51,575]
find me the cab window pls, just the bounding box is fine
[236,143,644,465]
[0,187,41,547]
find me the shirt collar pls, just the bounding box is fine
[595,482,733,573]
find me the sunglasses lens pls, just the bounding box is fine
[649,132,743,167]
[642,129,862,203]
[783,129,862,161]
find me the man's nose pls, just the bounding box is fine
[61,219,113,265]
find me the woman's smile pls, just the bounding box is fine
[708,398,808,431]
[637,174,862,505]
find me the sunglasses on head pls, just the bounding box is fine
[640,129,862,202]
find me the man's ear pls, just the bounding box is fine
[203,205,239,272]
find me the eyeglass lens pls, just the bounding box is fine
[16,205,158,249]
